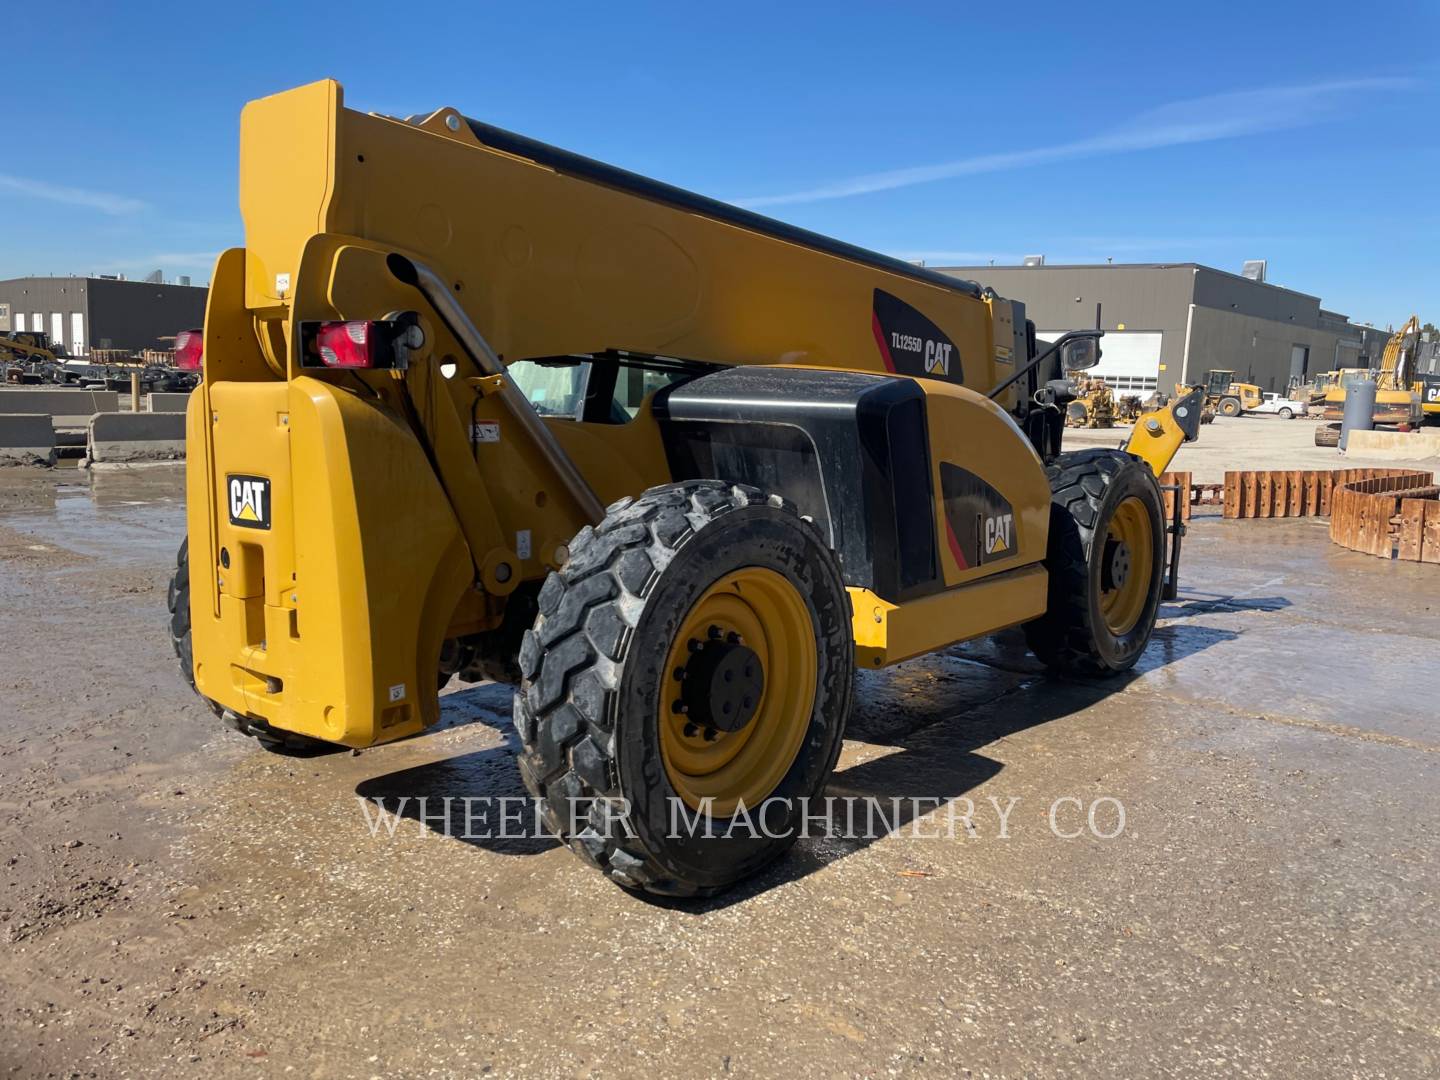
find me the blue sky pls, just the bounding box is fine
[3,1,1436,326]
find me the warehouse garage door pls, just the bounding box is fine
[1040,330,1163,394]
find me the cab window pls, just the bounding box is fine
[506,352,711,423]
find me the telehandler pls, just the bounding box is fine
[171,80,1202,896]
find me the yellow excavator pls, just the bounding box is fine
[170,80,1202,895]
[1315,317,1424,446]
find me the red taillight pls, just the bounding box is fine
[298,313,420,371]
[315,320,378,368]
[175,329,203,371]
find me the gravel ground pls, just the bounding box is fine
[1061,411,1440,484]
[1,447,1437,1078]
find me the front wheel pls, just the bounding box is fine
[1219,396,1242,417]
[515,480,853,897]
[1024,450,1166,677]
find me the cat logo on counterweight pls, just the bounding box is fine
[227,474,271,530]
[984,513,1014,556]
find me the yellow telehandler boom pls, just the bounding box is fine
[172,80,1199,895]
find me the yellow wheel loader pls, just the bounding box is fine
[170,81,1201,896]
[1200,370,1262,417]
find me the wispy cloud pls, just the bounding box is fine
[737,78,1414,209]
[0,173,146,215]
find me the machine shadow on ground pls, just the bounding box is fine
[352,608,1243,907]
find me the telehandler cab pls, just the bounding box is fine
[171,80,1202,896]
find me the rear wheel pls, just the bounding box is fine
[1278,407,1294,420]
[1024,450,1165,677]
[168,538,325,754]
[1219,396,1242,417]
[515,480,853,897]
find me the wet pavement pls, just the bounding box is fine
[1,464,1437,1078]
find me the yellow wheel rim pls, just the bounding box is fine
[1099,497,1154,636]
[658,567,817,816]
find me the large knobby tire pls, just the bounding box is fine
[1219,396,1242,417]
[514,480,853,897]
[1024,450,1166,677]
[168,538,323,754]
[1315,423,1340,448]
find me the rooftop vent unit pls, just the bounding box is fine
[1023,254,1045,267]
[1241,259,1267,283]
[144,269,164,284]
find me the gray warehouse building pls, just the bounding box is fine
[0,275,207,357]
[936,262,1391,396]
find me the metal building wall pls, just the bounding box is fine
[1184,306,1338,392]
[0,277,89,354]
[80,278,207,352]
[939,263,1375,393]
[937,265,1197,382]
[1185,267,1334,390]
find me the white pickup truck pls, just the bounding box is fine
[1250,392,1308,419]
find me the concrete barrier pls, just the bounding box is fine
[147,392,192,414]
[88,412,187,464]
[1345,429,1440,461]
[0,388,120,428]
[0,414,58,466]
